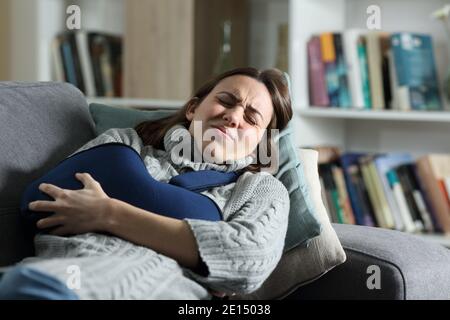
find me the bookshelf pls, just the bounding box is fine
[290,0,450,246]
[289,0,450,153]
[299,108,450,123]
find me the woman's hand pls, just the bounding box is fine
[29,172,111,236]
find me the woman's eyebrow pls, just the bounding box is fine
[217,91,264,122]
[217,91,241,102]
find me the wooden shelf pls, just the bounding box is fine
[87,97,184,110]
[298,107,450,123]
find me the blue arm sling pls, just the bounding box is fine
[20,143,241,233]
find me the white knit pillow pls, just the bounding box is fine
[233,148,346,299]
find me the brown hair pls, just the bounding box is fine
[135,67,293,172]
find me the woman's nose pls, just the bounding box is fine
[222,107,243,128]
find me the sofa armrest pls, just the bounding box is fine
[285,224,450,300]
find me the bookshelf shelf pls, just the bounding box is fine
[87,97,184,110]
[298,107,450,123]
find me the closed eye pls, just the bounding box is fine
[217,97,233,107]
[216,92,264,126]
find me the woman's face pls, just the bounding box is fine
[186,75,274,163]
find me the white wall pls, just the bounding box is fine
[67,0,124,35]
[248,0,289,69]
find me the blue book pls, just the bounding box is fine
[333,33,352,108]
[340,153,375,226]
[61,41,77,87]
[391,33,442,110]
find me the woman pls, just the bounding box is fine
[0,67,292,300]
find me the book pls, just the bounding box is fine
[320,163,345,223]
[368,159,395,229]
[386,169,417,232]
[357,36,372,109]
[307,37,329,106]
[343,29,367,109]
[332,165,356,224]
[75,31,96,97]
[320,33,339,107]
[67,32,86,94]
[380,34,393,109]
[390,33,442,111]
[416,154,450,234]
[360,156,388,228]
[88,33,106,96]
[398,164,434,232]
[373,153,414,231]
[409,163,438,232]
[319,176,334,222]
[89,33,122,97]
[341,153,376,226]
[53,31,123,97]
[60,39,78,88]
[395,164,425,232]
[333,33,352,108]
[366,32,388,109]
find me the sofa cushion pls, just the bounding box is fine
[232,148,346,299]
[88,103,322,252]
[89,103,173,135]
[0,82,96,266]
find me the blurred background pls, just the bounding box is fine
[0,0,289,99]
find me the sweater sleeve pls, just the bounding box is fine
[70,128,144,156]
[183,174,290,295]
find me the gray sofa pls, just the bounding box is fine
[1,82,449,300]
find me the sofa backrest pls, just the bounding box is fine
[0,82,96,266]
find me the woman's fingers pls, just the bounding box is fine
[38,183,64,199]
[28,200,58,212]
[36,215,66,229]
[75,172,97,188]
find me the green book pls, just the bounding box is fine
[357,36,372,109]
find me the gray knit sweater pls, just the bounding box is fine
[19,124,290,300]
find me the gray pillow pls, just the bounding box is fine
[88,103,321,251]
